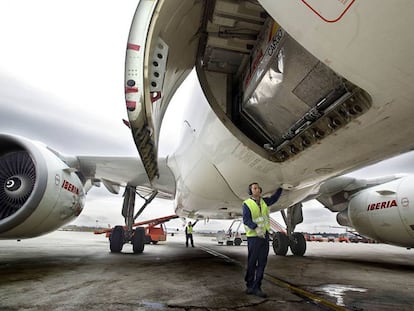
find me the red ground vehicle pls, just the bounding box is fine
[311,234,324,242]
[338,235,350,243]
[95,215,178,245]
[145,223,167,244]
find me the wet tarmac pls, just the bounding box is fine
[0,231,413,310]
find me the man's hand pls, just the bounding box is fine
[280,183,294,190]
[255,226,265,238]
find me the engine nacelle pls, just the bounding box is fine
[337,176,414,247]
[0,134,85,239]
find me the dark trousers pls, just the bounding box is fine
[245,237,269,291]
[186,233,194,247]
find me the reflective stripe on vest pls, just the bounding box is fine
[244,198,271,237]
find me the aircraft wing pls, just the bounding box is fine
[45,143,175,197]
[47,141,175,199]
[75,155,175,198]
[315,174,405,213]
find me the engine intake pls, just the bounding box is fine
[0,134,85,238]
[0,151,36,220]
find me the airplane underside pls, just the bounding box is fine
[121,0,414,255]
[125,0,414,194]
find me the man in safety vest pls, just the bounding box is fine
[185,220,198,247]
[243,182,283,298]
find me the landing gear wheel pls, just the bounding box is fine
[289,232,306,256]
[110,226,124,253]
[273,232,289,256]
[234,237,242,246]
[132,227,145,254]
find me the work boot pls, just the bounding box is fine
[253,289,268,298]
[245,288,254,295]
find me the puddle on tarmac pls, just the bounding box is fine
[310,284,367,306]
[141,300,167,309]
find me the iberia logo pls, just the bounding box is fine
[301,0,355,23]
[367,200,397,211]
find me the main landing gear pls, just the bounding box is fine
[272,203,306,256]
[109,186,157,254]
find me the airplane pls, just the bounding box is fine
[1,0,414,255]
[1,132,413,255]
[123,0,414,254]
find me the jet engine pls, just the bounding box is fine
[0,134,85,239]
[337,176,414,248]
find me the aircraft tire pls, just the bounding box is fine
[289,232,306,256]
[109,226,124,253]
[273,232,289,256]
[234,237,242,246]
[132,227,145,254]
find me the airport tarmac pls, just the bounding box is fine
[0,231,413,311]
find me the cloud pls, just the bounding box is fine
[0,73,136,155]
[347,151,414,178]
[0,0,139,156]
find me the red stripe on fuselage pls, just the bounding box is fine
[127,43,140,51]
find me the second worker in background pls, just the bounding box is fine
[185,219,198,247]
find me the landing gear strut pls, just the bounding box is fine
[272,203,306,256]
[109,186,157,254]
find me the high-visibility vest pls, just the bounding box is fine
[187,225,193,234]
[244,198,271,237]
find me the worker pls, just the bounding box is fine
[185,219,198,247]
[243,182,283,298]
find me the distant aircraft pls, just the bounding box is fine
[1,1,414,255]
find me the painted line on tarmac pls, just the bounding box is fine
[264,273,349,311]
[199,245,349,311]
[198,245,241,265]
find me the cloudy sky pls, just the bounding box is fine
[1,0,414,234]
